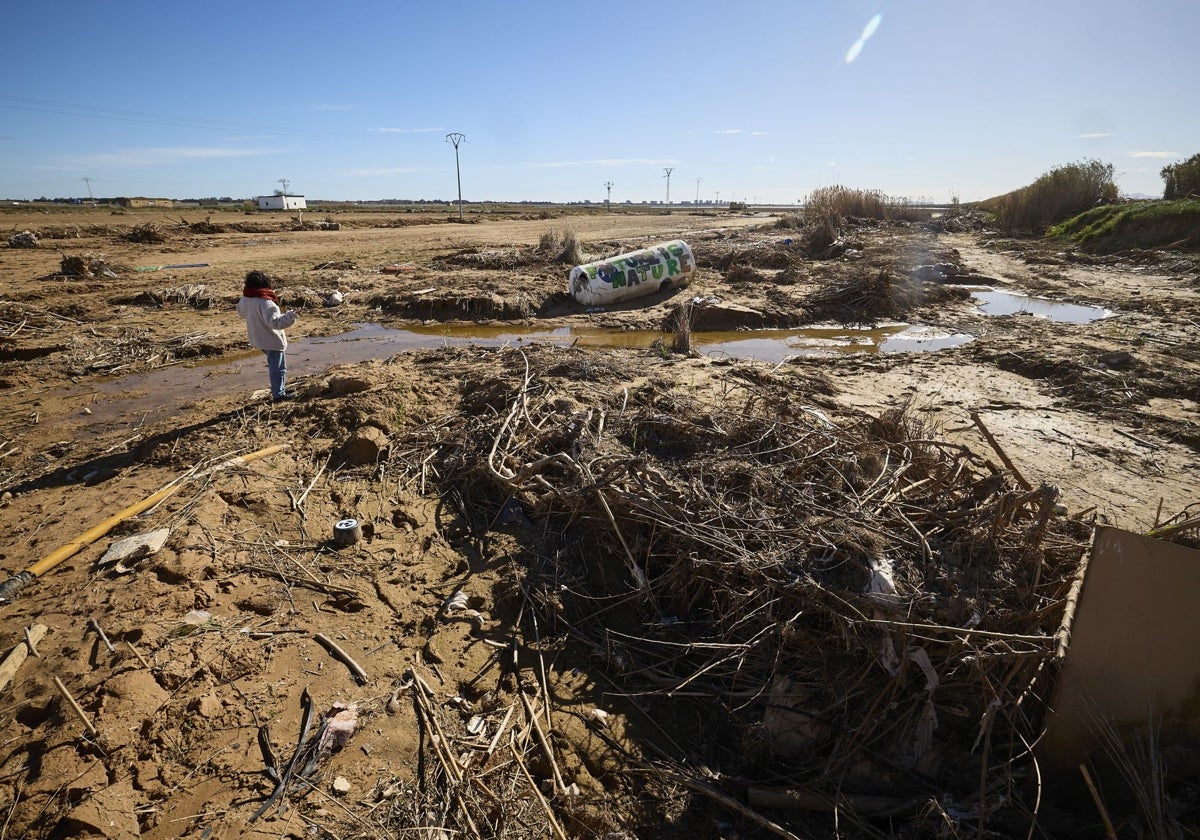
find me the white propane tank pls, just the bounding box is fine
[568,240,695,306]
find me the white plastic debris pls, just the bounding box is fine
[907,646,940,692]
[99,528,171,568]
[318,703,359,757]
[444,590,470,612]
[865,556,897,598]
[587,708,610,727]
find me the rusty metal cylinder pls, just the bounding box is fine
[568,239,695,307]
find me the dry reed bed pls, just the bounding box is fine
[402,345,1092,834]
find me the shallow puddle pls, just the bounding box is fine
[79,322,973,433]
[970,289,1112,323]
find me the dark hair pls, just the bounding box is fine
[244,270,273,289]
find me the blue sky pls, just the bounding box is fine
[1,1,1195,203]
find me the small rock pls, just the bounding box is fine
[1098,350,1136,371]
[336,426,389,465]
[332,776,352,795]
[193,693,223,718]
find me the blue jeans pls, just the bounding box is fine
[264,349,287,398]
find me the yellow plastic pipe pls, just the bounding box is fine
[22,444,289,582]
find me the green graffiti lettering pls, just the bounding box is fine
[665,257,680,275]
[651,263,665,280]
[612,271,626,289]
[667,242,684,257]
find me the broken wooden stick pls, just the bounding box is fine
[0,624,47,692]
[86,618,116,654]
[53,675,98,736]
[312,633,369,684]
[510,743,568,840]
[970,410,1032,491]
[125,641,154,671]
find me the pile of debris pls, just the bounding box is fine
[7,230,38,248]
[122,223,167,244]
[400,345,1092,837]
[59,253,120,279]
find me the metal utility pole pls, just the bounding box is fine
[716,190,720,205]
[278,178,289,195]
[446,133,466,221]
[603,180,613,210]
[663,168,674,205]
[82,177,93,200]
[695,177,701,206]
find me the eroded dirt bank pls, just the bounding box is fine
[0,206,1198,839]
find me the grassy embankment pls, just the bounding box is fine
[1046,200,1200,252]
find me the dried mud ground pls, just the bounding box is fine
[0,205,1198,839]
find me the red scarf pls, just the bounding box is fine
[242,286,279,304]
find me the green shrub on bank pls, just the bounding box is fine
[1046,200,1200,252]
[1161,153,1200,200]
[979,159,1118,233]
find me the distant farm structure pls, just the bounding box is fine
[257,194,307,211]
[116,197,174,208]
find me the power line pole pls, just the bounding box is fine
[82,177,93,201]
[695,177,701,206]
[446,133,466,221]
[603,180,613,211]
[278,178,289,195]
[663,168,674,205]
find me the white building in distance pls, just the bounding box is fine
[256,194,307,211]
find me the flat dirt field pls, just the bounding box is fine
[0,204,1197,839]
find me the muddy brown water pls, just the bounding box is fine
[73,323,972,434]
[74,288,1107,434]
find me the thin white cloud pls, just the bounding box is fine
[312,103,353,112]
[371,126,444,134]
[1078,132,1112,139]
[342,166,429,176]
[715,129,767,136]
[525,158,677,168]
[50,146,278,168]
[1128,150,1179,158]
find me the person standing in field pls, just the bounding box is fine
[237,270,298,401]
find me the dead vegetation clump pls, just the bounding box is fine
[804,265,921,324]
[121,223,167,244]
[63,327,219,376]
[186,217,226,234]
[132,284,217,309]
[403,345,1090,836]
[59,253,120,279]
[537,228,586,265]
[724,264,768,283]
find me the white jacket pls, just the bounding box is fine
[237,296,298,351]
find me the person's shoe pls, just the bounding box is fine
[272,392,296,402]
